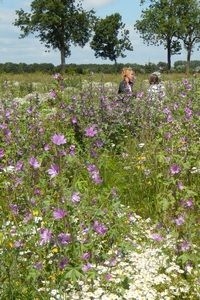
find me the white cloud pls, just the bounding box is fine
[83,0,117,9]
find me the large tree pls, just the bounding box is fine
[135,0,183,70]
[90,13,133,65]
[175,0,200,74]
[14,0,95,70]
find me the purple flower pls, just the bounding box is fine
[93,220,108,235]
[47,164,59,178]
[34,261,43,270]
[82,263,92,272]
[174,215,185,226]
[71,116,78,124]
[85,125,98,137]
[0,148,5,158]
[58,257,68,269]
[69,144,76,156]
[180,198,194,209]
[15,160,23,172]
[170,164,181,175]
[91,171,103,184]
[9,204,19,215]
[177,181,184,190]
[49,90,57,99]
[163,107,171,115]
[150,233,163,242]
[164,132,172,140]
[87,164,103,184]
[44,144,50,151]
[29,157,41,169]
[53,208,67,220]
[14,240,23,248]
[57,233,71,245]
[51,133,66,145]
[71,192,81,203]
[39,228,52,245]
[185,107,193,119]
[179,240,191,252]
[52,73,63,81]
[105,273,112,281]
[82,252,91,260]
[167,114,173,123]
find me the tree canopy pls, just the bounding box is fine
[90,13,133,65]
[14,0,95,70]
[135,0,200,71]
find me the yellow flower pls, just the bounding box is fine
[32,209,39,216]
[52,247,59,253]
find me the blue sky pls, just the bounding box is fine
[0,0,199,66]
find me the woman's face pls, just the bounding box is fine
[126,70,135,83]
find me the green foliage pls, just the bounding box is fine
[90,13,133,64]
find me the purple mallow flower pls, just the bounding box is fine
[150,233,163,242]
[82,252,91,260]
[53,208,67,220]
[51,133,66,145]
[0,148,5,158]
[170,164,181,175]
[57,233,71,245]
[47,164,59,178]
[93,220,108,235]
[39,228,52,245]
[58,257,68,269]
[85,124,98,137]
[29,157,41,169]
[87,164,103,184]
[174,215,185,226]
[82,263,92,272]
[185,106,193,119]
[179,240,191,252]
[71,192,81,203]
[49,89,57,99]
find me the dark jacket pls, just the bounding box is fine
[118,80,136,97]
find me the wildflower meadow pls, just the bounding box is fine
[0,72,199,299]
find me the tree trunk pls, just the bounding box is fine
[167,38,171,71]
[60,47,66,73]
[186,48,191,76]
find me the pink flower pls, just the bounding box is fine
[39,228,52,245]
[47,164,59,178]
[174,215,185,226]
[57,233,71,245]
[170,164,181,175]
[71,192,81,203]
[53,208,67,220]
[85,125,98,137]
[29,157,41,169]
[51,133,66,145]
[0,148,4,158]
[150,233,163,242]
[49,89,57,99]
[93,220,108,235]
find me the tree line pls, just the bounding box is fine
[1,61,200,75]
[12,0,200,73]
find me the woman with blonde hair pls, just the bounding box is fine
[118,67,136,95]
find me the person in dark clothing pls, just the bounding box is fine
[118,67,136,95]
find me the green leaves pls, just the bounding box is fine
[90,13,133,64]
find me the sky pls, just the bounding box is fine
[0,0,199,66]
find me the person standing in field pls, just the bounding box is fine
[118,67,136,96]
[147,72,165,102]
